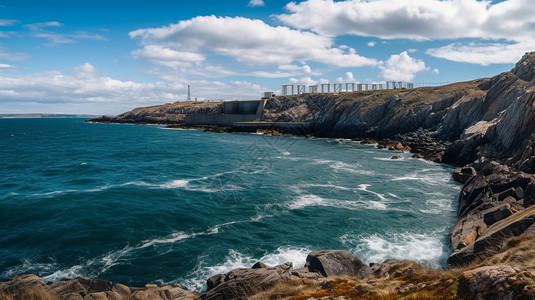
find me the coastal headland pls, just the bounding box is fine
[3,52,535,299]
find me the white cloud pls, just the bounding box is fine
[0,47,29,61]
[367,41,376,47]
[336,72,357,83]
[129,15,377,68]
[132,45,205,68]
[277,0,535,65]
[433,68,439,74]
[0,19,18,26]
[289,76,318,86]
[25,21,106,47]
[0,63,269,114]
[0,63,13,68]
[277,64,313,74]
[73,63,98,79]
[426,41,535,66]
[248,0,265,7]
[379,51,427,81]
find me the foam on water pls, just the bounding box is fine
[341,232,448,268]
[179,246,311,292]
[287,194,388,211]
[159,179,190,189]
[357,184,387,201]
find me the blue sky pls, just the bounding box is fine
[0,0,533,114]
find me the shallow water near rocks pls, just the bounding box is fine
[0,118,460,292]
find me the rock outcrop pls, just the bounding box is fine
[0,275,198,300]
[304,250,371,278]
[88,101,221,125]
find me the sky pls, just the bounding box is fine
[0,0,534,115]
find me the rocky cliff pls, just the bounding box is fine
[260,52,535,268]
[88,101,221,124]
[76,52,535,298]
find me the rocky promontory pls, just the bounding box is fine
[62,51,535,298]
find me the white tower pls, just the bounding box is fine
[187,85,191,102]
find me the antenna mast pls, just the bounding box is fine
[187,85,191,102]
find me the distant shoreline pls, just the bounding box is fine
[0,114,99,119]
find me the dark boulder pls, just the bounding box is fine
[453,166,477,184]
[305,250,371,278]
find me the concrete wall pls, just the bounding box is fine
[185,114,259,126]
[222,100,262,114]
[185,100,265,126]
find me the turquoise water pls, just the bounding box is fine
[0,118,460,291]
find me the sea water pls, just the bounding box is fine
[0,118,460,291]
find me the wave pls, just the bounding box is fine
[356,184,387,201]
[178,246,311,292]
[373,156,407,161]
[286,194,387,211]
[297,182,354,191]
[0,258,58,280]
[419,198,456,215]
[340,231,448,268]
[16,168,251,199]
[34,215,272,283]
[389,169,457,187]
[330,161,375,176]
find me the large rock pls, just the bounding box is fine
[201,263,294,300]
[305,250,371,278]
[459,265,521,300]
[511,52,535,82]
[0,275,199,300]
[369,259,405,279]
[131,285,197,300]
[453,166,477,184]
[449,205,535,266]
[0,274,47,292]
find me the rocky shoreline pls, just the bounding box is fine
[4,248,535,299]
[4,52,535,299]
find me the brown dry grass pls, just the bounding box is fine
[250,262,468,300]
[248,280,319,300]
[475,235,535,271]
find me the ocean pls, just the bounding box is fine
[0,118,460,292]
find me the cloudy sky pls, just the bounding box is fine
[0,0,533,114]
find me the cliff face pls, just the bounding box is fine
[261,53,535,169]
[260,52,535,266]
[89,52,535,268]
[88,101,222,124]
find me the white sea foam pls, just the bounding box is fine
[297,182,354,191]
[287,194,387,211]
[159,179,190,189]
[330,161,375,176]
[357,184,387,201]
[178,246,311,292]
[1,258,58,280]
[42,265,85,282]
[420,198,455,215]
[340,232,447,268]
[36,216,272,284]
[373,156,407,161]
[287,194,325,209]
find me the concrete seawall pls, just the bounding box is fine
[185,100,266,126]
